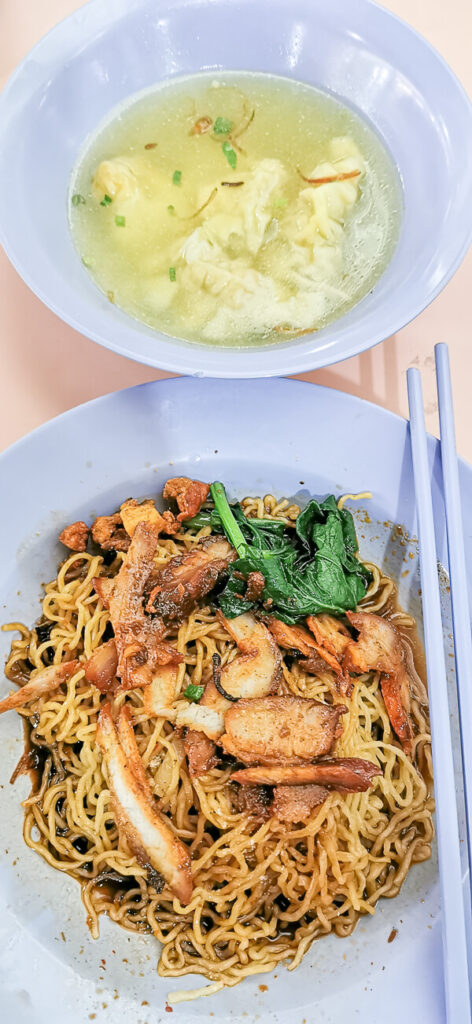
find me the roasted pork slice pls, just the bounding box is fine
[98,520,182,689]
[232,757,381,790]
[272,784,329,822]
[175,703,225,741]
[0,660,79,714]
[221,695,346,765]
[184,730,218,777]
[343,611,414,752]
[84,640,118,693]
[91,513,130,552]
[59,521,89,552]
[143,663,179,718]
[97,703,193,904]
[163,477,210,522]
[230,783,272,819]
[146,538,235,623]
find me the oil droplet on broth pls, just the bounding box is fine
[69,71,402,349]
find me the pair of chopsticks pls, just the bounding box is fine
[408,343,472,1022]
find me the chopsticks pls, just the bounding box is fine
[435,342,472,879]
[407,354,471,1023]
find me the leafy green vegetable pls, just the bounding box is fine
[100,194,112,206]
[186,505,284,537]
[222,141,237,170]
[213,116,233,135]
[172,170,182,185]
[71,193,85,206]
[184,683,204,702]
[169,266,177,282]
[207,482,371,623]
[114,215,126,227]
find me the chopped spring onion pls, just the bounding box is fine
[167,204,176,215]
[71,193,85,206]
[274,197,288,209]
[222,141,237,170]
[172,170,182,186]
[115,215,126,227]
[100,194,112,206]
[169,267,177,282]
[213,116,233,136]
[184,683,204,702]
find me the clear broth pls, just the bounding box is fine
[70,72,402,348]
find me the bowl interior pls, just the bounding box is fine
[0,0,471,375]
[0,377,470,1023]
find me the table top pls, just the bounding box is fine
[1,0,471,457]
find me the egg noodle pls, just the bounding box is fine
[3,495,433,1001]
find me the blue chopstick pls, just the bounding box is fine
[435,342,472,891]
[407,366,471,1023]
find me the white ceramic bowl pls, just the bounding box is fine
[0,0,471,375]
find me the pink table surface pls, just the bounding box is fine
[1,0,471,457]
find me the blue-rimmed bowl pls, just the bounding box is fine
[0,0,471,376]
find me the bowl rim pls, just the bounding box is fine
[0,0,471,377]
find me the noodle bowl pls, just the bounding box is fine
[2,493,433,999]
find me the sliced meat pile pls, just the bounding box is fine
[223,693,381,822]
[89,498,236,694]
[178,612,282,776]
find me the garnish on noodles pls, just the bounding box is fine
[1,478,432,1001]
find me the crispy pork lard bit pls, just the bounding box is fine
[97,703,193,904]
[0,660,79,714]
[232,758,381,790]
[91,513,130,552]
[221,695,346,765]
[163,477,210,522]
[343,611,414,752]
[272,784,330,823]
[145,538,235,623]
[95,520,182,690]
[120,498,178,539]
[59,521,89,552]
